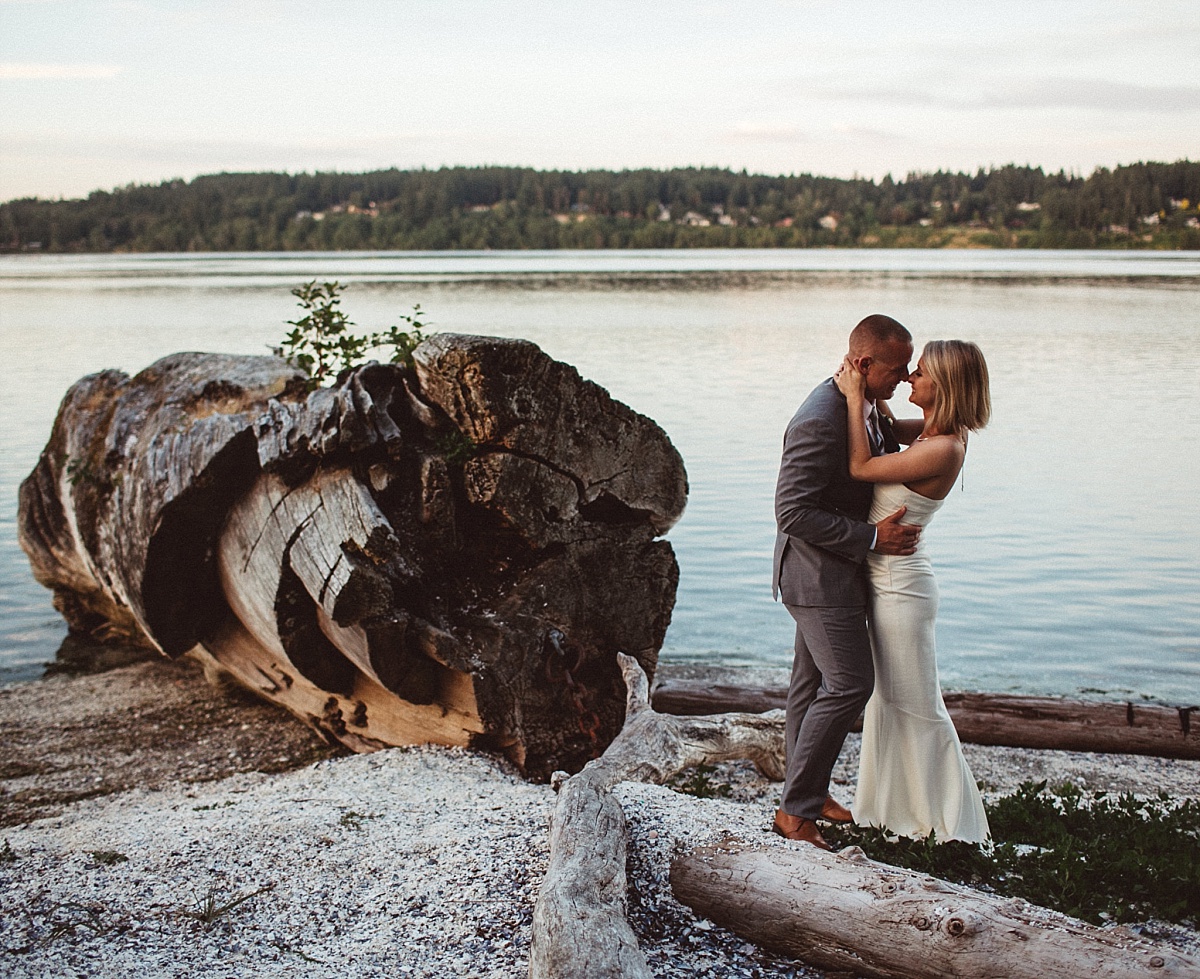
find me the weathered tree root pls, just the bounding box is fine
[531,654,1198,979]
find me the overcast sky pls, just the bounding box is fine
[1,0,1197,201]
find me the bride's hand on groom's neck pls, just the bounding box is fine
[835,356,865,398]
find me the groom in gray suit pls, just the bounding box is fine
[771,314,918,850]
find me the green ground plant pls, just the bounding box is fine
[666,764,733,799]
[338,809,376,830]
[276,281,430,388]
[824,780,1200,927]
[179,883,276,926]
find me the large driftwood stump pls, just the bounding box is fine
[534,656,1196,979]
[19,337,687,778]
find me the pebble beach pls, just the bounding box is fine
[2,657,1198,978]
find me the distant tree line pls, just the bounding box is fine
[2,161,1198,252]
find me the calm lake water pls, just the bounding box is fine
[1,250,1198,703]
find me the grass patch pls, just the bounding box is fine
[666,764,733,800]
[180,883,276,926]
[824,780,1200,927]
[339,810,375,830]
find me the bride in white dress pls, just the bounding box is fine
[834,339,992,844]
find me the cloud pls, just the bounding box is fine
[729,122,809,143]
[0,63,124,80]
[809,78,1200,114]
[981,78,1200,113]
[0,131,446,168]
[830,124,915,144]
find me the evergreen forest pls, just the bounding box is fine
[3,160,1198,253]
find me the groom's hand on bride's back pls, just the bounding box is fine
[872,506,921,555]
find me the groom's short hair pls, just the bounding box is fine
[849,314,911,354]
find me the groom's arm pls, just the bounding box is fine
[775,415,875,564]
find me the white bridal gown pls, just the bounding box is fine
[853,482,990,843]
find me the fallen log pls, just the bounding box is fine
[19,337,688,778]
[652,674,1200,760]
[671,839,1199,978]
[534,655,1196,979]
[941,692,1200,760]
[530,653,786,979]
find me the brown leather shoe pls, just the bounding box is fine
[820,795,854,824]
[772,809,832,851]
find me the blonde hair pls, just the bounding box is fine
[922,339,991,435]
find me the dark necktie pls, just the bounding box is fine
[868,408,884,456]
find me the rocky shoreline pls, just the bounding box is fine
[2,657,1198,977]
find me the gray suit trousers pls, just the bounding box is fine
[780,602,875,821]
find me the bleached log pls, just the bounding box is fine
[652,675,1200,760]
[670,839,1199,978]
[531,776,649,979]
[529,653,786,979]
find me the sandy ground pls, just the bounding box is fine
[0,655,346,829]
[1,656,1198,977]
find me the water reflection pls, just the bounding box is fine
[1,252,1197,701]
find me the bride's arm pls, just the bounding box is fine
[877,400,922,445]
[838,366,875,473]
[834,358,962,484]
[848,434,962,483]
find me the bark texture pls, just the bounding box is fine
[19,336,687,778]
[671,840,1199,978]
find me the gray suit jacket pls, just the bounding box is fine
[772,378,896,607]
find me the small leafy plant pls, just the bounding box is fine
[434,429,477,466]
[377,304,432,370]
[824,780,1200,927]
[276,280,431,388]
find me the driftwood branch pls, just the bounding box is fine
[534,657,1196,979]
[671,839,1199,978]
[652,675,1200,760]
[529,653,786,979]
